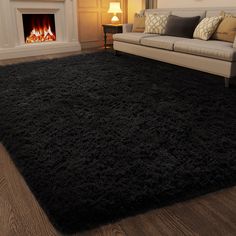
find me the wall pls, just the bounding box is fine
[158,0,236,8]
[128,0,143,23]
[77,0,127,49]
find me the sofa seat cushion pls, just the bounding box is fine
[113,33,157,44]
[141,36,188,51]
[174,39,236,61]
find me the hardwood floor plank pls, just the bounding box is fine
[0,196,20,236]
[200,198,236,231]
[0,176,7,192]
[77,224,127,236]
[164,191,236,236]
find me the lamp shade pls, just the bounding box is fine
[108,2,122,14]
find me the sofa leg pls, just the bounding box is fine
[225,78,230,88]
[114,50,119,56]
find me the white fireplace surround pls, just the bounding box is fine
[0,0,81,60]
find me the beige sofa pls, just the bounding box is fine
[113,8,236,87]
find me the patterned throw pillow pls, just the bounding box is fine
[145,14,169,34]
[193,16,223,40]
[132,13,145,33]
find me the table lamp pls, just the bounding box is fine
[108,2,122,24]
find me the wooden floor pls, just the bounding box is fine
[1,143,236,236]
[1,51,236,236]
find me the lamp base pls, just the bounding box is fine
[111,15,119,24]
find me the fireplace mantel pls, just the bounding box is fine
[0,0,81,60]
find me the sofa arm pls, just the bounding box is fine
[123,24,133,33]
[234,36,236,48]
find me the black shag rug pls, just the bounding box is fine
[0,52,236,234]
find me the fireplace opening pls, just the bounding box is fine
[22,14,56,44]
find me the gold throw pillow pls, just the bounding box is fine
[132,13,145,33]
[212,11,236,42]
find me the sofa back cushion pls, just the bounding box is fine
[144,7,236,18]
[145,9,171,16]
[171,10,206,20]
[145,9,206,19]
[132,13,145,33]
[165,15,200,38]
[206,9,236,17]
[212,12,236,43]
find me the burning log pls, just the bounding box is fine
[26,25,56,43]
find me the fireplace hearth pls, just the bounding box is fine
[23,14,56,44]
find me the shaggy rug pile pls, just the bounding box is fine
[0,52,236,233]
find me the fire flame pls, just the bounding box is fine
[26,25,56,43]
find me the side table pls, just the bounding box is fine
[102,24,123,49]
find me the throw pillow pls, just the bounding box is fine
[145,14,169,34]
[212,11,236,42]
[165,15,200,38]
[193,16,223,40]
[132,13,145,33]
